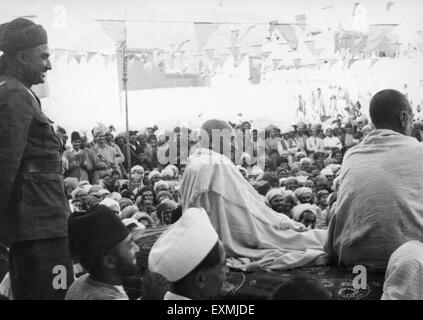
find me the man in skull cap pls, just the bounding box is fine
[0,18,73,299]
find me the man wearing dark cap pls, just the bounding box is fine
[0,18,73,299]
[325,89,423,271]
[66,205,139,300]
[63,131,90,181]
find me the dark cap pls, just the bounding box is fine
[68,205,129,267]
[0,18,48,54]
[71,131,81,142]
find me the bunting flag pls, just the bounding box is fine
[217,53,230,66]
[295,14,307,31]
[386,1,395,12]
[347,59,357,69]
[229,46,240,63]
[262,51,272,61]
[193,22,219,52]
[352,3,368,33]
[87,52,97,63]
[97,20,126,44]
[212,57,221,70]
[304,39,316,56]
[329,59,337,68]
[239,25,256,43]
[369,58,379,69]
[249,56,262,84]
[272,58,282,70]
[205,48,215,61]
[270,22,299,50]
[230,29,240,48]
[74,53,85,64]
[54,49,67,62]
[236,53,248,67]
[102,54,111,68]
[175,40,190,54]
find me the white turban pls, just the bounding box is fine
[131,165,145,176]
[300,158,313,165]
[153,180,169,194]
[100,198,121,213]
[161,167,175,179]
[294,187,313,199]
[166,164,179,177]
[92,124,109,139]
[296,175,308,184]
[320,168,334,177]
[148,170,162,181]
[266,188,283,203]
[148,207,219,282]
[292,204,319,221]
[106,192,122,202]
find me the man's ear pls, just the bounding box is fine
[102,254,117,269]
[399,111,408,130]
[15,50,27,65]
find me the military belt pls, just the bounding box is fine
[21,159,62,174]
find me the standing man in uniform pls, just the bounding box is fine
[0,18,74,299]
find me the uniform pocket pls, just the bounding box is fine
[22,172,67,213]
[21,172,69,237]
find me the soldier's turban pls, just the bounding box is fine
[0,18,48,54]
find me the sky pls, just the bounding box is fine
[1,0,423,133]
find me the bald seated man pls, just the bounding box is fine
[180,119,327,272]
[325,89,423,271]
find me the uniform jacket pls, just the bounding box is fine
[0,74,69,246]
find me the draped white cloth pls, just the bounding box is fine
[382,240,423,300]
[325,129,423,270]
[181,148,327,271]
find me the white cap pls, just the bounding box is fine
[122,218,145,230]
[99,198,120,213]
[148,207,218,282]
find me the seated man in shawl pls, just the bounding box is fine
[325,89,423,271]
[181,119,327,272]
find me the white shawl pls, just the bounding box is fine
[181,148,327,271]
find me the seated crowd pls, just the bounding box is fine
[1,88,423,300]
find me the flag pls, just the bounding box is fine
[352,3,368,33]
[329,59,337,68]
[270,22,299,50]
[386,1,394,12]
[249,56,262,84]
[295,14,307,31]
[229,46,240,63]
[97,20,126,44]
[230,30,240,48]
[347,59,357,69]
[205,48,215,61]
[304,39,316,56]
[87,52,97,63]
[193,22,219,52]
[272,58,282,70]
[369,58,378,69]
[53,49,67,62]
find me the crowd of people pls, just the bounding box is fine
[2,17,423,301]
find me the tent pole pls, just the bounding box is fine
[122,24,132,190]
